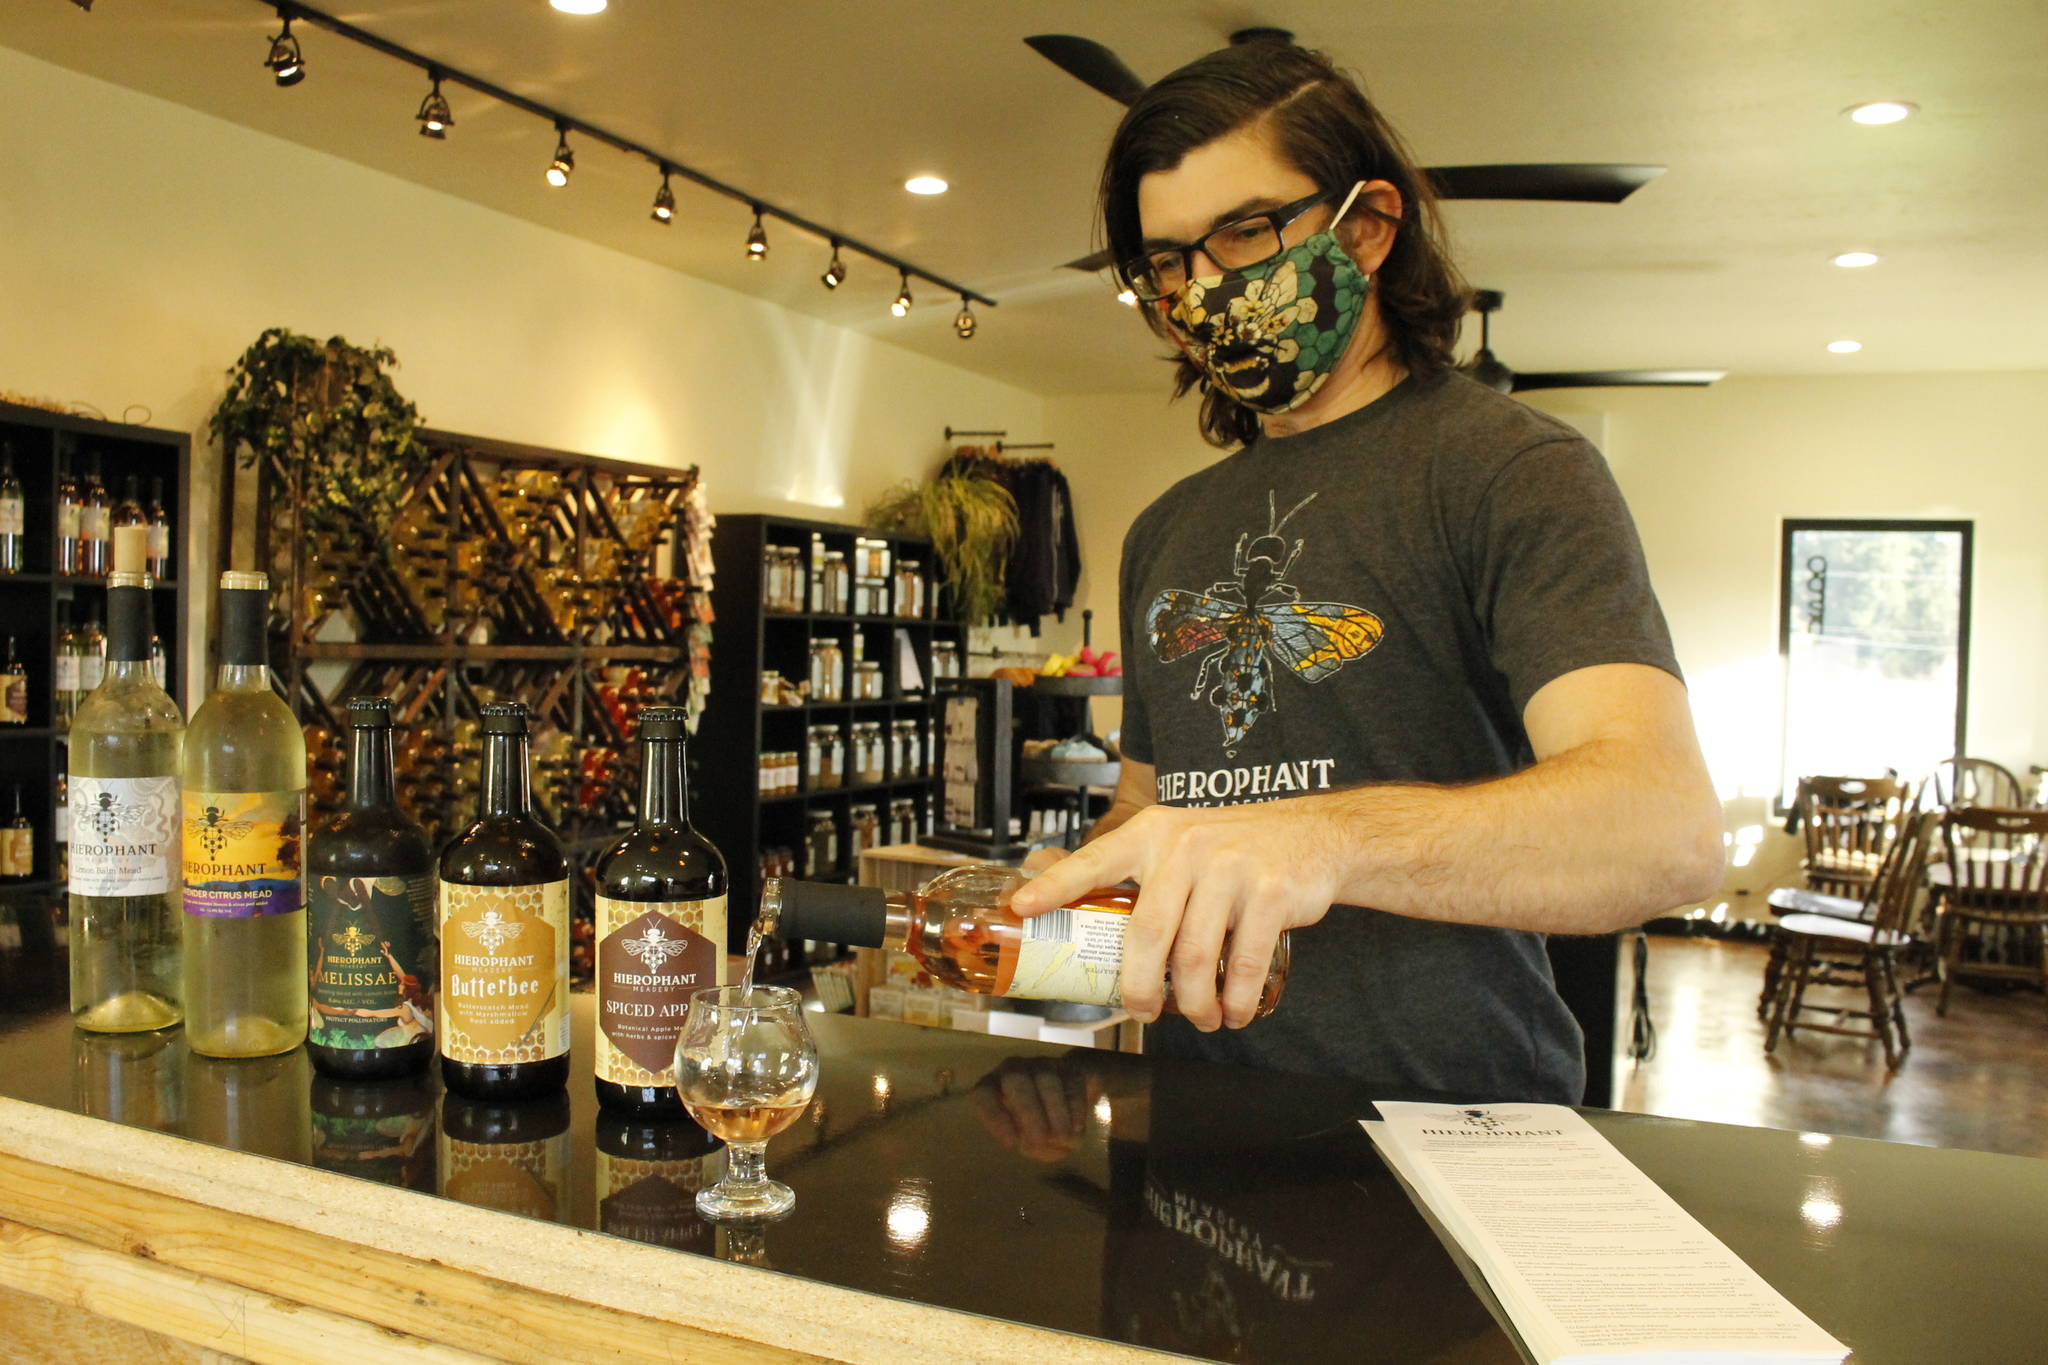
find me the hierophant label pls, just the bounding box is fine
[70,775,179,898]
[181,790,306,918]
[438,879,570,1066]
[309,872,435,1052]
[595,894,724,1088]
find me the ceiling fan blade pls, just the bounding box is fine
[1025,35,1147,105]
[1427,164,1666,204]
[1061,246,1116,273]
[1511,370,1726,392]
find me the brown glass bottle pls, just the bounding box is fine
[592,708,727,1116]
[437,704,570,1101]
[764,864,1291,1017]
[307,698,436,1081]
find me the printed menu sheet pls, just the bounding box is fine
[1364,1102,1848,1365]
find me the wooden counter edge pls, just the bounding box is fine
[0,1096,1178,1365]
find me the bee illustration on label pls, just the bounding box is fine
[81,790,152,840]
[187,804,255,858]
[622,923,686,971]
[1146,491,1384,753]
[463,908,522,954]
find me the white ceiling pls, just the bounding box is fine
[10,0,2046,395]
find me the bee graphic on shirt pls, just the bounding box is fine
[1146,491,1384,753]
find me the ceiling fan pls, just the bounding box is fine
[1031,29,1666,272]
[1465,290,1724,393]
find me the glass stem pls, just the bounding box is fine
[726,1140,768,1188]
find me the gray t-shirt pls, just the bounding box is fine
[1117,369,1680,1103]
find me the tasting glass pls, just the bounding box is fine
[674,985,818,1219]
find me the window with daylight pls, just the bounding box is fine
[1778,520,1972,807]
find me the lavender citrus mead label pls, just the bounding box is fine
[181,789,306,918]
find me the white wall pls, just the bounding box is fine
[0,47,1043,699]
[1051,370,2048,904]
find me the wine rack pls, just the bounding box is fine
[0,399,192,987]
[233,427,710,981]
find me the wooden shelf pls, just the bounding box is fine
[299,641,685,662]
[762,776,939,805]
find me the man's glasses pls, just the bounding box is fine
[1121,182,1368,302]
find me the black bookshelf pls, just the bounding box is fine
[0,401,192,940]
[696,514,965,947]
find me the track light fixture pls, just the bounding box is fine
[651,166,675,223]
[546,121,574,187]
[230,3,996,318]
[416,68,452,139]
[264,9,306,87]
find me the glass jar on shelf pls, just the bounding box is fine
[822,551,851,615]
[806,725,841,790]
[851,661,884,701]
[760,669,786,705]
[804,811,839,879]
[850,723,885,785]
[930,641,961,680]
[849,804,881,857]
[892,797,921,846]
[894,560,924,619]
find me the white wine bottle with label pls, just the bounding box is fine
[69,566,185,1032]
[761,865,1291,1017]
[182,570,310,1058]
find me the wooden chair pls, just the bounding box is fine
[1930,756,2025,811]
[1935,805,2048,1019]
[1757,775,1909,1017]
[1764,804,1933,1069]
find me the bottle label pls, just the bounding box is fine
[181,790,306,918]
[0,672,23,724]
[440,1130,565,1219]
[55,654,79,693]
[148,523,169,559]
[438,878,570,1065]
[58,502,80,538]
[308,873,435,1052]
[70,775,180,897]
[594,894,725,1088]
[80,654,104,692]
[1010,904,1132,1006]
[82,506,109,540]
[0,496,21,536]
[0,827,29,878]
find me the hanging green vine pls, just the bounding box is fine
[866,466,1017,625]
[209,328,424,532]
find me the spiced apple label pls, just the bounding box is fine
[595,894,724,1088]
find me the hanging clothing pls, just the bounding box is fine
[943,451,1081,635]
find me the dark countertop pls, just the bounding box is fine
[2,990,2043,1364]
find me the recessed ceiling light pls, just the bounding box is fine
[1832,251,1880,268]
[904,176,949,196]
[550,0,608,13]
[1827,340,1863,354]
[1846,101,1915,125]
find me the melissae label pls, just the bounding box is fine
[309,872,435,1051]
[595,894,724,1087]
[70,775,179,897]
[182,789,306,918]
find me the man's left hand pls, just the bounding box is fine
[1010,801,1340,1031]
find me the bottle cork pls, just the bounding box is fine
[113,524,149,577]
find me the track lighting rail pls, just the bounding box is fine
[264,2,998,309]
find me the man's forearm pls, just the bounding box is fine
[1311,738,1724,933]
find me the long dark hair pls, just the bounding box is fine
[1099,44,1470,449]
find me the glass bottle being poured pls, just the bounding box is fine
[759,865,1290,1017]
